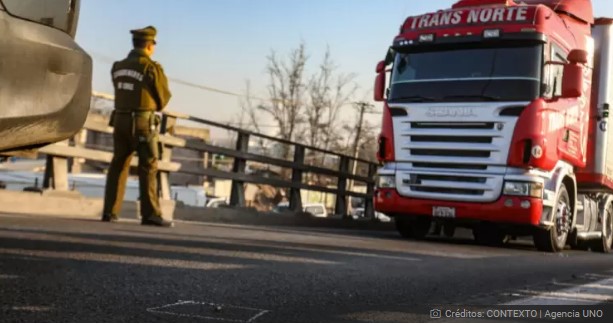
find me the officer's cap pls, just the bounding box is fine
[130,26,157,44]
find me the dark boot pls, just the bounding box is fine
[101,214,119,223]
[141,216,173,228]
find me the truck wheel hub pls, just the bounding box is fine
[555,202,571,237]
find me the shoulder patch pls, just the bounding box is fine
[112,69,144,82]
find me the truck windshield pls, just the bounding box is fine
[389,44,543,102]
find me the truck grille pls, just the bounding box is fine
[401,122,502,168]
[410,122,495,129]
[395,118,516,203]
[402,173,491,197]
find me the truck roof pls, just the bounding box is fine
[519,0,593,24]
[452,0,593,24]
[397,0,594,47]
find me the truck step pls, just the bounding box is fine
[577,232,602,240]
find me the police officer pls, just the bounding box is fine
[101,26,172,227]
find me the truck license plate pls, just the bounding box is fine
[433,206,455,218]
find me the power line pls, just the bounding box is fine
[228,123,280,128]
[91,52,262,100]
[89,52,361,108]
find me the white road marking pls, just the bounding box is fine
[0,230,339,265]
[247,310,270,323]
[0,248,246,271]
[147,300,270,323]
[9,306,52,312]
[0,274,20,280]
[505,275,613,305]
[553,281,613,292]
[506,295,596,305]
[583,273,613,279]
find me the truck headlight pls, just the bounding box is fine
[503,181,543,198]
[376,175,396,189]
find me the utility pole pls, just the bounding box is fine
[347,102,376,217]
[350,102,371,165]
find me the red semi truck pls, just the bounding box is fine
[373,0,613,252]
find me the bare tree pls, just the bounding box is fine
[255,43,309,160]
[357,122,379,162]
[235,80,269,154]
[238,81,264,133]
[307,46,358,168]
[236,42,361,167]
[336,103,379,161]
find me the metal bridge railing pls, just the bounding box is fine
[35,109,378,219]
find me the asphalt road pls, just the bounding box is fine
[1,214,612,322]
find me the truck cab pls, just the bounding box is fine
[373,0,613,252]
[0,0,92,153]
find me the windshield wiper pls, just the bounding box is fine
[443,94,501,102]
[394,95,437,102]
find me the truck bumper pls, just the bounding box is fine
[374,189,543,226]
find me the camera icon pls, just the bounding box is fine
[430,309,442,319]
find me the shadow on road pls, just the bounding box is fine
[0,216,612,322]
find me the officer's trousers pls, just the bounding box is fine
[103,114,161,219]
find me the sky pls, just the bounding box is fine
[75,0,613,140]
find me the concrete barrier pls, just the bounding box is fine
[0,190,174,221]
[0,190,103,219]
[173,205,396,231]
[0,189,392,231]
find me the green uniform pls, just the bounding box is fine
[102,26,171,224]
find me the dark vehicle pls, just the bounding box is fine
[0,0,92,153]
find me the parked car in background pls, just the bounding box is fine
[170,186,207,207]
[351,207,391,223]
[273,202,328,218]
[271,203,291,214]
[302,203,328,218]
[206,197,229,208]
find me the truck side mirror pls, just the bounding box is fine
[562,63,583,98]
[374,61,386,102]
[567,49,588,65]
[559,49,588,98]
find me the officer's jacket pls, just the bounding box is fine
[111,50,171,111]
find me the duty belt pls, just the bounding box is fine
[114,110,156,137]
[114,110,155,116]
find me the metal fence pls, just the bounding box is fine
[33,109,378,218]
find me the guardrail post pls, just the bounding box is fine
[230,132,250,207]
[42,142,70,191]
[289,145,305,212]
[335,156,350,217]
[43,160,69,191]
[365,163,377,219]
[43,156,53,189]
[51,156,69,191]
[157,114,176,200]
[70,129,88,173]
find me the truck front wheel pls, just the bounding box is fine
[534,185,571,252]
[396,217,431,240]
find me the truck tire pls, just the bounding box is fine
[395,217,431,240]
[592,203,613,253]
[570,240,591,251]
[534,185,571,252]
[473,224,508,246]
